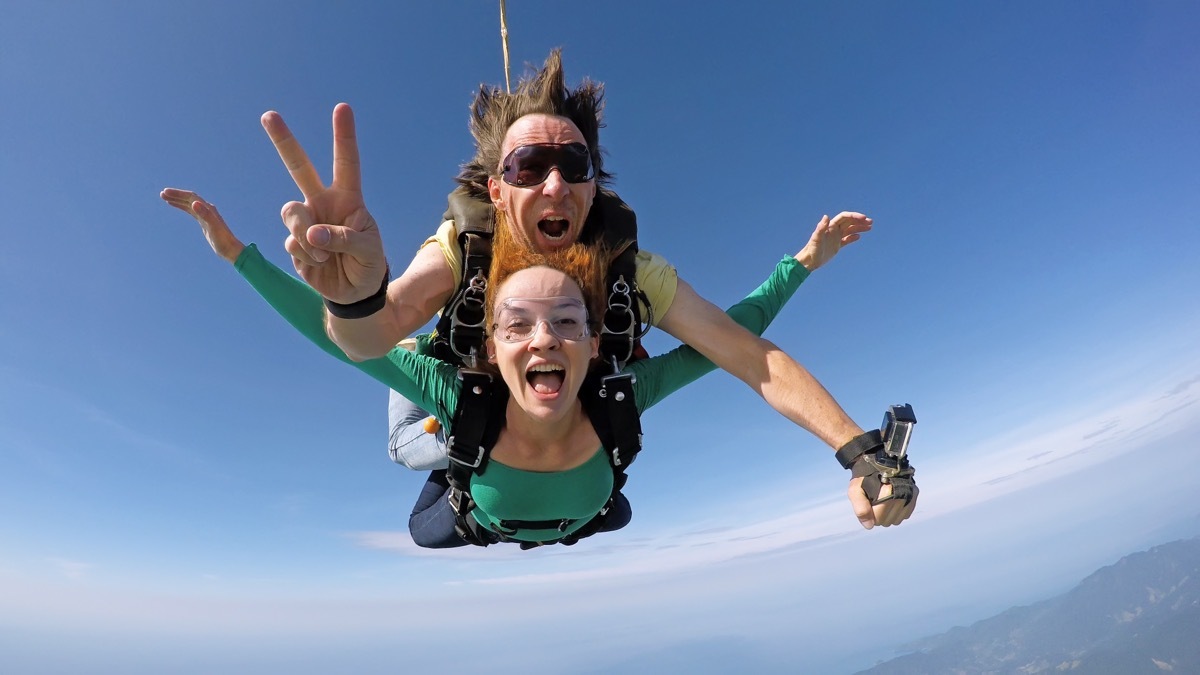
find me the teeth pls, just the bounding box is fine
[543,216,566,222]
[528,364,564,373]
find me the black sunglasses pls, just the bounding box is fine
[500,143,595,187]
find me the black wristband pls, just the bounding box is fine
[324,268,390,319]
[834,429,884,470]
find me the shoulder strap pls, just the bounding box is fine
[582,188,638,249]
[433,187,496,367]
[589,189,650,370]
[445,368,508,546]
[580,369,643,476]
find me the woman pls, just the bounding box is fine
[162,189,851,547]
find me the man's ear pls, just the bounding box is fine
[488,177,504,210]
[486,337,497,364]
[590,335,599,360]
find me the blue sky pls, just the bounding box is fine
[2,1,1199,672]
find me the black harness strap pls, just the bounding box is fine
[433,187,495,367]
[587,189,646,371]
[595,371,642,470]
[445,369,506,546]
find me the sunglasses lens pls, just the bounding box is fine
[508,147,551,186]
[502,144,593,186]
[555,144,592,182]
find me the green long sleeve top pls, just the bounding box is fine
[234,246,809,542]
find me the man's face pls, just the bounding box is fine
[488,114,597,252]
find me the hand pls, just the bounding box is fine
[847,476,918,529]
[794,212,873,272]
[261,103,387,303]
[160,188,246,264]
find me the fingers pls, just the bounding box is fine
[828,212,873,237]
[872,484,918,527]
[281,201,329,265]
[331,102,361,193]
[848,477,877,530]
[850,476,919,530]
[160,188,244,262]
[871,484,898,526]
[161,188,223,227]
[160,187,203,215]
[261,110,325,199]
[812,214,831,237]
[190,198,222,224]
[308,222,376,259]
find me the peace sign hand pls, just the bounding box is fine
[261,102,387,304]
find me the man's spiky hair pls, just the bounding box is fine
[457,49,612,199]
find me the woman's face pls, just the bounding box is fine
[486,266,599,423]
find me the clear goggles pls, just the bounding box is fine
[491,296,591,343]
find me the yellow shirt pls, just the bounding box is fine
[422,220,679,323]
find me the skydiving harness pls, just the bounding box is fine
[834,404,918,506]
[444,367,643,548]
[430,186,651,547]
[431,186,651,370]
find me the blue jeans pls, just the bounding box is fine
[388,390,449,470]
[407,471,634,549]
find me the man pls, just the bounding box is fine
[260,51,914,529]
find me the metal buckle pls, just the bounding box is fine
[600,274,652,368]
[862,449,916,505]
[447,436,486,468]
[448,272,488,367]
[599,369,636,396]
[447,487,474,516]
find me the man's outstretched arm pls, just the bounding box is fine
[659,287,914,528]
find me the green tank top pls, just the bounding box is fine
[470,449,613,540]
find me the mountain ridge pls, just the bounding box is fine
[856,536,1200,674]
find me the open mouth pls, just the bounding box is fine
[526,363,566,395]
[538,216,570,240]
